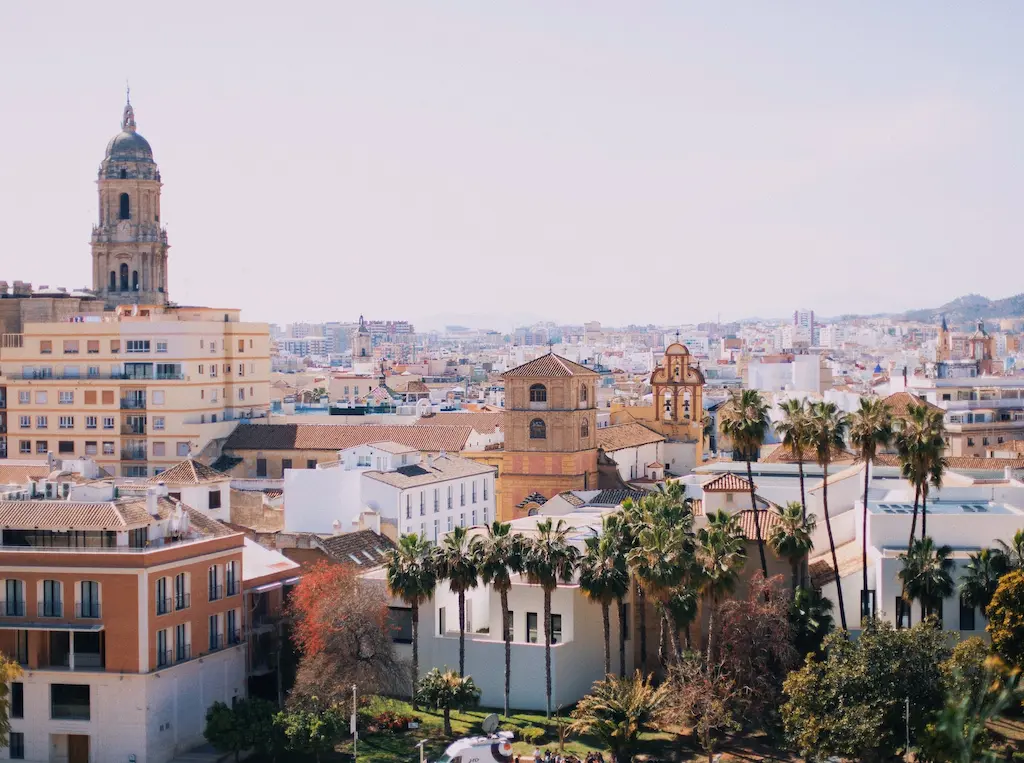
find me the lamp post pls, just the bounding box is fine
[351,684,358,761]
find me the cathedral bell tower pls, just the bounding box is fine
[91,93,170,307]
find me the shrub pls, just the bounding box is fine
[520,726,546,744]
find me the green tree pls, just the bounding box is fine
[385,532,437,707]
[996,528,1024,569]
[898,537,955,622]
[782,619,950,761]
[695,509,746,661]
[789,586,834,658]
[415,667,481,736]
[569,671,668,763]
[895,402,948,545]
[476,520,524,717]
[849,396,893,620]
[580,519,630,677]
[775,397,812,516]
[987,568,1024,667]
[808,400,850,631]
[767,501,815,591]
[524,517,580,717]
[276,704,345,763]
[607,505,642,676]
[204,698,282,761]
[0,658,22,747]
[960,547,1009,618]
[204,702,247,762]
[719,389,771,578]
[433,525,480,677]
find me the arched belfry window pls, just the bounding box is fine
[529,384,547,403]
[108,271,116,291]
[119,169,127,179]
[132,271,139,291]
[580,385,588,404]
[529,418,547,439]
[119,193,130,220]
[119,264,129,292]
[581,418,590,438]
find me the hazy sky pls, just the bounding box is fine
[1,3,1022,330]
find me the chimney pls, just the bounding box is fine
[331,519,343,536]
[1005,466,1013,481]
[147,481,168,517]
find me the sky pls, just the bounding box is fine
[1,3,1022,331]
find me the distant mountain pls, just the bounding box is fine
[902,293,1024,324]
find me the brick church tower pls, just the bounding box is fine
[500,353,600,520]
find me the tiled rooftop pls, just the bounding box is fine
[502,353,600,378]
[223,423,475,454]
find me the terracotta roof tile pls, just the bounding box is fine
[557,492,587,508]
[148,458,228,485]
[318,530,397,567]
[702,473,754,493]
[223,423,474,454]
[587,489,650,506]
[416,411,504,434]
[808,540,864,589]
[736,509,781,541]
[761,443,854,464]
[517,492,548,509]
[0,500,148,531]
[874,454,1024,471]
[597,423,666,452]
[363,454,495,489]
[883,391,943,418]
[502,353,600,378]
[690,498,704,516]
[0,464,50,485]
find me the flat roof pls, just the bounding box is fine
[869,500,1014,516]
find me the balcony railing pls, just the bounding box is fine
[75,602,100,619]
[120,448,147,461]
[156,597,172,616]
[209,584,224,602]
[227,629,242,645]
[175,593,191,611]
[120,398,147,410]
[175,644,192,663]
[1,600,25,617]
[39,600,63,618]
[51,703,90,721]
[226,580,240,597]
[208,634,225,652]
[121,424,147,436]
[157,650,173,669]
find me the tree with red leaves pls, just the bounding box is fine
[287,561,402,708]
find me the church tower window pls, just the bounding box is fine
[119,193,130,220]
[529,384,547,403]
[120,169,127,179]
[580,385,588,404]
[132,271,139,291]
[580,419,589,438]
[119,264,129,292]
[109,271,116,291]
[529,419,547,439]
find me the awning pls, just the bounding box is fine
[0,622,104,632]
[252,582,282,594]
[283,576,301,585]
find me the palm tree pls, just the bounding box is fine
[666,583,700,651]
[767,501,816,591]
[523,518,581,718]
[808,400,850,631]
[476,521,525,717]
[617,498,648,675]
[898,537,955,622]
[433,525,480,677]
[719,389,771,578]
[775,398,812,516]
[960,547,1010,618]
[849,397,893,621]
[602,511,635,677]
[895,402,947,545]
[384,533,437,708]
[695,510,746,661]
[568,672,669,763]
[790,586,834,657]
[580,521,630,677]
[415,668,481,737]
[996,529,1024,569]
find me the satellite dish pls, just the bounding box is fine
[481,713,500,735]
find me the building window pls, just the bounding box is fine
[5,580,25,616]
[87,340,99,354]
[527,612,539,643]
[58,416,74,429]
[85,416,97,429]
[529,384,547,403]
[581,418,590,438]
[175,623,189,661]
[471,510,477,525]
[17,391,29,404]
[226,561,239,596]
[405,496,412,520]
[126,340,150,354]
[128,527,148,548]
[860,589,876,621]
[177,442,190,457]
[281,459,293,473]
[175,573,190,610]
[36,416,47,429]
[103,416,115,430]
[209,614,222,651]
[447,516,453,532]
[18,416,29,429]
[209,489,222,510]
[157,629,170,667]
[483,507,488,524]
[119,192,130,220]
[895,596,911,629]
[227,609,239,644]
[58,441,74,455]
[35,441,47,454]
[460,483,466,506]
[11,682,23,719]
[550,613,563,644]
[157,577,170,615]
[256,458,267,477]
[960,594,976,631]
[209,566,222,601]
[472,482,478,503]
[433,519,439,542]
[102,441,114,455]
[39,340,52,354]
[63,340,79,355]
[18,441,30,454]
[42,580,62,617]
[580,385,588,404]
[529,418,546,439]
[58,391,74,405]
[9,731,23,759]
[153,416,165,430]
[156,341,168,353]
[85,441,97,456]
[433,489,439,513]
[77,581,100,619]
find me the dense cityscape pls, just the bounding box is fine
[3,5,1024,763]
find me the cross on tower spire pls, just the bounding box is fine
[122,83,136,132]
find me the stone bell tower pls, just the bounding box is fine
[91,93,170,307]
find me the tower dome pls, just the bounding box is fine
[103,97,155,164]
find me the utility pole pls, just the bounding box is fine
[352,684,358,761]
[905,696,910,754]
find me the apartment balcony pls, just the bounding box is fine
[176,593,191,611]
[942,398,1024,412]
[1,600,26,617]
[120,448,147,461]
[226,580,240,597]
[156,597,172,616]
[227,629,242,646]
[39,600,64,618]
[209,584,224,602]
[121,424,147,435]
[120,397,147,410]
[208,634,225,652]
[75,602,100,619]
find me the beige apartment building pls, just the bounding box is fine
[0,305,270,476]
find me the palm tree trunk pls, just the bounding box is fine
[544,588,553,718]
[822,463,848,631]
[791,560,799,592]
[617,597,626,678]
[458,589,466,677]
[664,608,681,661]
[908,483,921,548]
[638,584,648,675]
[861,457,871,624]
[921,485,928,539]
[658,609,667,669]
[706,597,716,663]
[797,456,807,519]
[746,459,768,578]
[444,705,452,737]
[601,601,611,677]
[411,603,420,709]
[500,587,511,718]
